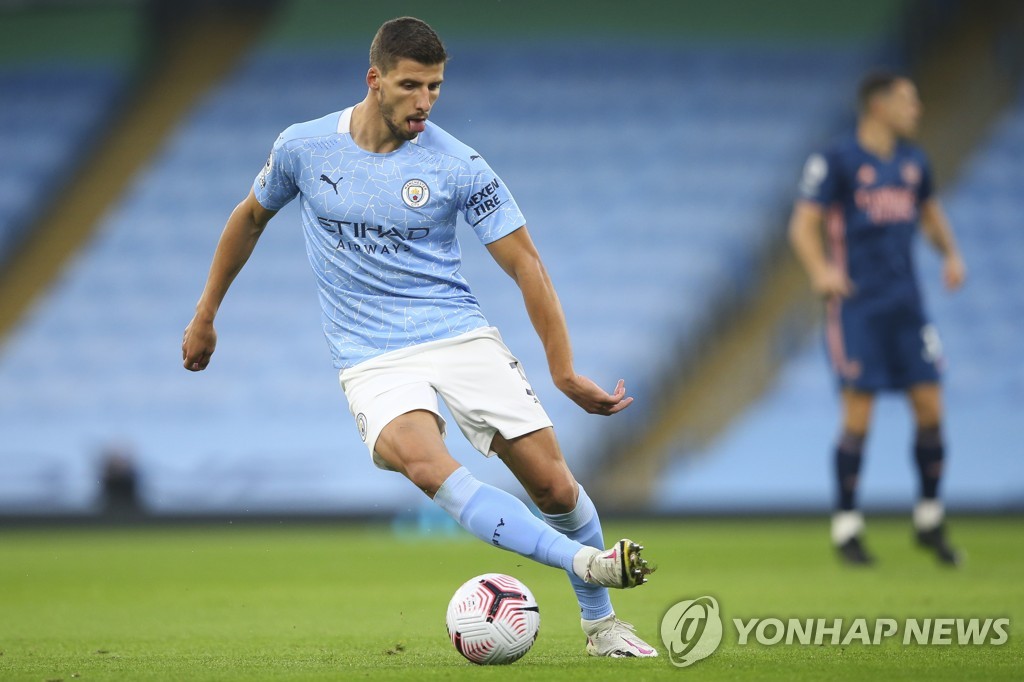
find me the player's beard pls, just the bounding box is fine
[378,94,418,143]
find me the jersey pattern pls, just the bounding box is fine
[254,107,526,369]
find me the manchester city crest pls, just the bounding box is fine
[356,413,368,442]
[402,178,430,208]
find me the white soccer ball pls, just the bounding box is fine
[445,573,540,665]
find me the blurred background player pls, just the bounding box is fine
[181,17,657,656]
[789,71,967,566]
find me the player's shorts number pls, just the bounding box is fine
[921,324,943,365]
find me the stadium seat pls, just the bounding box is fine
[0,64,127,264]
[655,91,1024,512]
[0,42,883,513]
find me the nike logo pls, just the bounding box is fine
[320,173,342,194]
[623,638,655,655]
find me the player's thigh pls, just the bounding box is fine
[433,330,552,457]
[340,361,451,468]
[375,410,461,497]
[840,388,875,434]
[907,382,943,428]
[492,428,578,515]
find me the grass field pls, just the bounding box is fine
[1,517,1021,681]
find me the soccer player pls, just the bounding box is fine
[181,17,657,657]
[789,72,966,566]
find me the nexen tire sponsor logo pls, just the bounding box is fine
[466,178,503,224]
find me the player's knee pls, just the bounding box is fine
[910,385,943,427]
[914,404,942,429]
[837,429,867,455]
[529,474,578,515]
[402,458,451,498]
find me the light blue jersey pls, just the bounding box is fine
[253,107,526,369]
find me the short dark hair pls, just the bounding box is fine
[857,70,904,112]
[369,17,448,74]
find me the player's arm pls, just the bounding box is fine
[788,200,852,298]
[182,189,277,371]
[486,226,632,416]
[919,197,966,291]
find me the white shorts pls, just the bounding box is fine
[338,327,553,470]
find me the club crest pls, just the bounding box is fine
[356,413,368,442]
[402,179,430,208]
[901,162,921,187]
[856,164,877,186]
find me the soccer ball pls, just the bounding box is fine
[445,573,540,665]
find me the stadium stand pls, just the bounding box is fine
[0,38,134,265]
[654,87,1024,512]
[0,0,914,514]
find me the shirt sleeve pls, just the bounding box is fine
[797,149,840,206]
[253,131,299,211]
[458,155,526,244]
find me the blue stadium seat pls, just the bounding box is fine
[0,42,878,513]
[655,94,1024,512]
[0,64,127,264]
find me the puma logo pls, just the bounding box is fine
[470,155,480,160]
[320,174,342,193]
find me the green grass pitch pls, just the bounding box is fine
[1,517,1021,680]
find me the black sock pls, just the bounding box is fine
[914,425,944,500]
[835,430,866,511]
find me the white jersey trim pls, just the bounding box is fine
[337,106,352,134]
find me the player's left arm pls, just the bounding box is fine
[486,226,632,416]
[920,197,966,291]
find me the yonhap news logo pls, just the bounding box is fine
[661,597,1010,668]
[730,616,1010,647]
[661,596,723,667]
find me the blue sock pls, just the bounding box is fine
[543,484,613,621]
[914,425,944,500]
[835,430,865,511]
[433,467,583,573]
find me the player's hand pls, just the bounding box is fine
[811,265,853,299]
[555,375,633,416]
[182,315,217,371]
[942,253,966,291]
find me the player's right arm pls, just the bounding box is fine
[788,200,852,298]
[788,150,852,298]
[182,189,276,371]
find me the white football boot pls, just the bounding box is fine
[574,538,654,588]
[583,614,659,657]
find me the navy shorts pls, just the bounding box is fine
[824,298,942,392]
